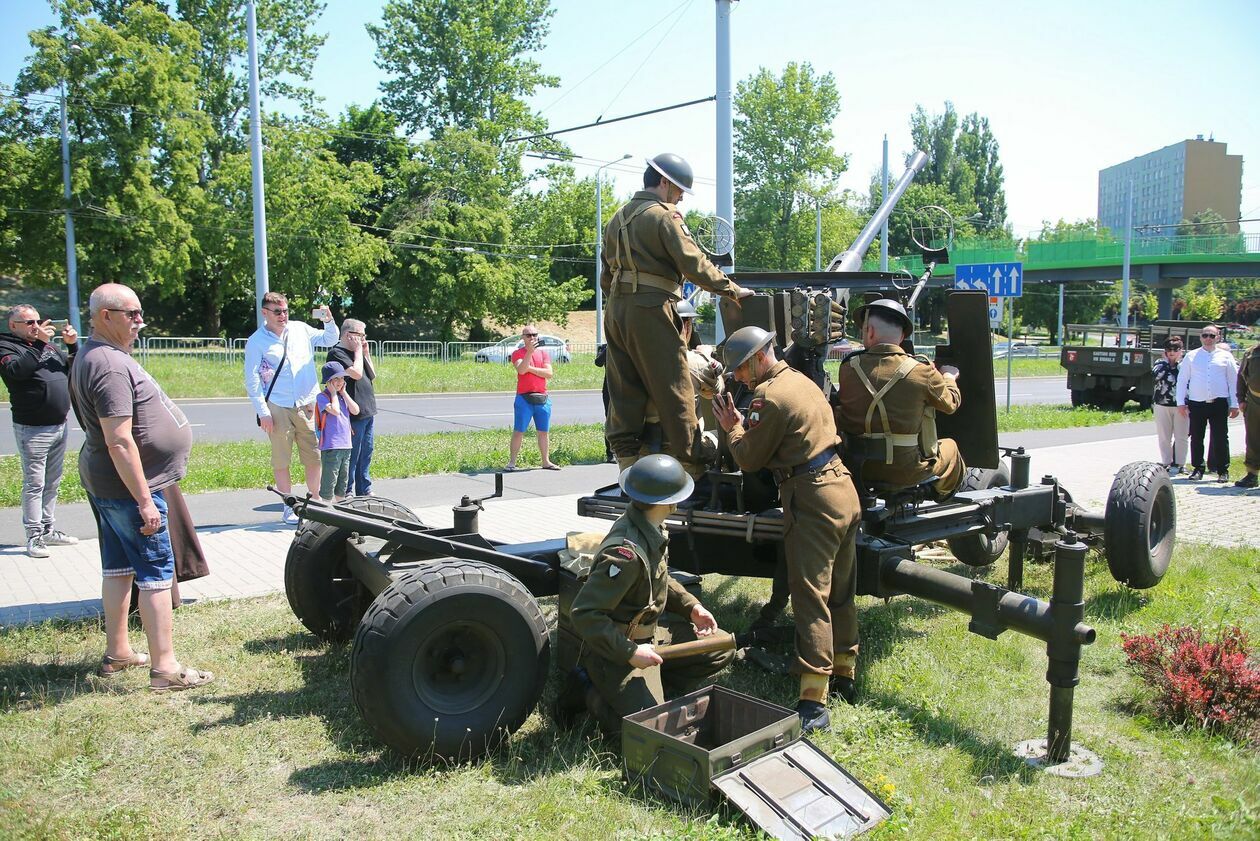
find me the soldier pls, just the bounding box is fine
[835,299,965,499]
[601,153,750,476]
[712,327,862,733]
[1236,340,1260,489]
[566,454,733,736]
[676,299,724,433]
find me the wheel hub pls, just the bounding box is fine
[412,620,506,715]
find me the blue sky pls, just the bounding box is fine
[4,0,1259,237]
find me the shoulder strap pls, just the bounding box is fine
[848,355,917,463]
[263,330,289,405]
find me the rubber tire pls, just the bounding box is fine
[1104,461,1175,589]
[285,496,421,643]
[946,460,1013,567]
[350,559,550,760]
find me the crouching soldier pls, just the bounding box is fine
[564,454,733,736]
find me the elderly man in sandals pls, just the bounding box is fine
[69,283,213,692]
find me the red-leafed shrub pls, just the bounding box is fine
[1120,624,1260,746]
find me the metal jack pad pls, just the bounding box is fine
[1013,738,1103,778]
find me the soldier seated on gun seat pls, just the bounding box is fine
[835,298,965,500]
[560,454,733,736]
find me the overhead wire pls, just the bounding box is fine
[594,0,695,122]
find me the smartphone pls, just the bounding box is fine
[311,307,325,320]
[49,319,68,329]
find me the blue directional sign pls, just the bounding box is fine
[681,281,697,299]
[954,262,1023,297]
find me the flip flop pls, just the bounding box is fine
[542,464,562,471]
[503,465,519,472]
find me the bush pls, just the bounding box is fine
[1121,624,1260,745]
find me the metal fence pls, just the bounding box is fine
[138,336,236,364]
[378,340,443,361]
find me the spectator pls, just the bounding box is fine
[1176,324,1241,482]
[1,305,80,557]
[506,325,560,471]
[1152,337,1189,475]
[68,283,212,691]
[325,319,376,496]
[315,361,358,501]
[244,293,339,524]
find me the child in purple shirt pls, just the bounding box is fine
[316,361,359,501]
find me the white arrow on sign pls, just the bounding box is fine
[992,266,1004,294]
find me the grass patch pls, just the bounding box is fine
[992,357,1063,378]
[1,542,1256,838]
[995,403,1151,431]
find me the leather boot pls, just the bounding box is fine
[796,700,830,734]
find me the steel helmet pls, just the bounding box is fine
[675,299,699,319]
[646,153,695,195]
[722,325,774,371]
[619,454,695,505]
[854,298,913,337]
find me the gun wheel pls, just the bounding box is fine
[1104,461,1175,589]
[947,461,1012,567]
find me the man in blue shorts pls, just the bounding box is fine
[506,325,561,471]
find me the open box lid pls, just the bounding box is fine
[712,739,890,840]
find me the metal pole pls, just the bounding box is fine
[247,0,270,329]
[1120,179,1133,329]
[593,155,629,348]
[814,198,822,271]
[880,135,890,272]
[1006,298,1014,412]
[714,0,734,342]
[59,80,80,332]
[1057,283,1065,346]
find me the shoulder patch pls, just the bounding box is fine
[614,546,635,560]
[670,211,694,239]
[607,564,621,578]
[748,396,765,428]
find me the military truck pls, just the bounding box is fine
[1060,320,1225,409]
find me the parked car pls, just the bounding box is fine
[826,339,855,360]
[992,341,1042,359]
[474,334,571,364]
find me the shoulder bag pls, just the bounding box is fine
[255,332,289,426]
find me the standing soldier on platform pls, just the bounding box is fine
[835,299,965,498]
[713,327,862,733]
[1236,340,1260,489]
[600,153,750,476]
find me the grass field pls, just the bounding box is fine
[0,541,1256,839]
[0,354,1068,403]
[0,403,1159,509]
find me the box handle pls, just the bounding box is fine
[773,733,786,747]
[730,751,742,765]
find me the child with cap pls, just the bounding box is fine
[316,361,359,501]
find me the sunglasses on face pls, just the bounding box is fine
[266,308,289,316]
[522,333,538,338]
[103,308,144,321]
[1201,333,1218,338]
[13,319,41,326]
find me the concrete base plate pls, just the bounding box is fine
[1013,738,1103,777]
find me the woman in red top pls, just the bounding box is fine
[507,325,560,470]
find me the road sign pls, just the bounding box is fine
[955,262,1023,297]
[681,281,697,300]
[987,296,1003,328]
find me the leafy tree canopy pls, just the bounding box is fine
[908,101,1007,234]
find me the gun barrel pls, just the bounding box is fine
[827,149,928,273]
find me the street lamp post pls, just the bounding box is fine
[594,154,631,347]
[60,44,82,332]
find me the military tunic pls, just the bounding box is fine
[570,504,732,734]
[725,360,862,702]
[1239,343,1260,471]
[600,191,744,465]
[835,343,966,497]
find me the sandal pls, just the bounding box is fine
[542,464,562,471]
[150,664,215,693]
[97,650,150,677]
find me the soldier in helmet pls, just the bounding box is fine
[835,298,965,499]
[713,327,862,733]
[565,454,734,735]
[601,153,751,477]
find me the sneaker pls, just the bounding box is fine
[1217,472,1230,483]
[796,700,831,734]
[1166,464,1182,476]
[41,529,79,546]
[26,535,50,558]
[281,506,300,525]
[1235,473,1259,489]
[1189,468,1204,481]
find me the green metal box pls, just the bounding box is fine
[622,684,801,805]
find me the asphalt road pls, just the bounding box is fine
[0,375,1071,455]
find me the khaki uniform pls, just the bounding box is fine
[601,191,744,465]
[835,343,966,498]
[570,505,732,735]
[1240,343,1260,471]
[726,360,861,703]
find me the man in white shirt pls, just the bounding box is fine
[244,292,339,523]
[1175,324,1241,482]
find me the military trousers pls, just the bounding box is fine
[779,464,862,701]
[858,438,966,499]
[580,617,734,737]
[604,287,700,463]
[1246,399,1260,471]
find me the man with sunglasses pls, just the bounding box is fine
[1,304,80,557]
[243,292,339,524]
[1175,324,1240,482]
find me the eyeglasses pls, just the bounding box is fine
[346,330,365,336]
[103,308,144,321]
[1200,332,1218,338]
[266,308,289,316]
[522,333,539,338]
[12,319,40,326]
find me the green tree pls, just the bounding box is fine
[510,164,605,301]
[1019,219,1114,341]
[733,62,848,271]
[368,0,557,144]
[908,101,1007,232]
[1180,282,1225,321]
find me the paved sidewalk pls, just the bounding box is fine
[1,421,1251,627]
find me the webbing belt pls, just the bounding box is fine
[772,447,840,485]
[849,356,918,464]
[613,272,681,297]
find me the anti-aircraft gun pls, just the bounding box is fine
[275,149,1176,795]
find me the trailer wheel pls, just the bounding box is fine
[947,460,1012,567]
[1104,461,1175,589]
[350,559,550,760]
[285,496,421,642]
